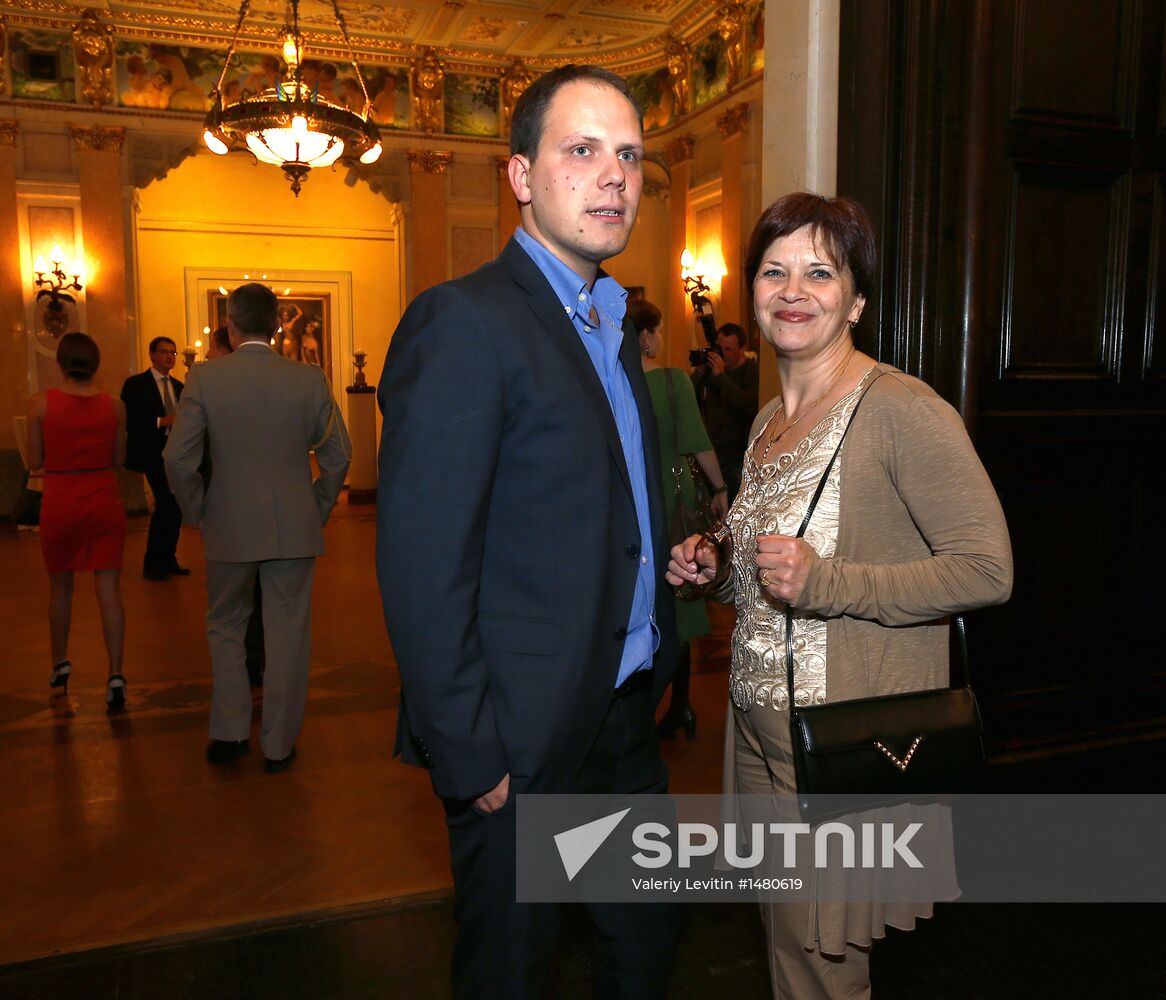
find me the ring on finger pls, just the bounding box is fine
[759,570,771,588]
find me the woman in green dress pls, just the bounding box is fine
[628,298,728,739]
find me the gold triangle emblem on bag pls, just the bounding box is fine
[873,735,923,772]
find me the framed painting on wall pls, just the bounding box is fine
[207,291,332,383]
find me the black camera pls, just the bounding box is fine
[689,344,723,367]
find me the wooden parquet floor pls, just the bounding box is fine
[0,505,732,967]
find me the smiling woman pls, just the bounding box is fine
[666,191,1013,999]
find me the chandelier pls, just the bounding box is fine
[202,0,382,196]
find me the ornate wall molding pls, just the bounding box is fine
[716,102,750,138]
[128,134,199,188]
[662,134,694,166]
[69,124,127,152]
[0,16,7,98]
[406,149,452,174]
[0,120,18,146]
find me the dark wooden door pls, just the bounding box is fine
[838,0,1166,755]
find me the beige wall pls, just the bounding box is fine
[134,152,403,418]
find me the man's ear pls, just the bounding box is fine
[507,153,533,206]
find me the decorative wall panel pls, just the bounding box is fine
[1001,166,1127,379]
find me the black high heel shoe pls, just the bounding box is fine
[49,660,72,695]
[657,705,697,740]
[105,674,127,714]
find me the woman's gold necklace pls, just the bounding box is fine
[760,352,854,462]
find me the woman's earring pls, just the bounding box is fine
[848,319,857,329]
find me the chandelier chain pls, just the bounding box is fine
[212,0,253,102]
[331,0,372,109]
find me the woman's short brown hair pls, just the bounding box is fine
[743,192,877,299]
[56,332,100,382]
[625,298,662,335]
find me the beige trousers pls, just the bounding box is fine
[206,558,315,759]
[733,704,872,1000]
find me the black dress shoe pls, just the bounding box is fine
[143,568,170,581]
[206,739,250,764]
[264,746,297,773]
[168,564,192,576]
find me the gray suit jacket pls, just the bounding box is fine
[164,344,351,563]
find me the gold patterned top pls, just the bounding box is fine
[727,368,878,711]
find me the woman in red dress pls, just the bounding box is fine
[26,333,129,712]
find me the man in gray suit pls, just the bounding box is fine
[164,283,351,772]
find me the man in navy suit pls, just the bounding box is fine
[121,336,188,580]
[377,64,678,999]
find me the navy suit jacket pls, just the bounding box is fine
[376,238,678,801]
[121,368,182,473]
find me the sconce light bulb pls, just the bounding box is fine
[203,129,229,155]
[680,248,695,270]
[359,142,383,165]
[195,339,203,349]
[34,255,47,274]
[218,285,229,295]
[202,326,210,335]
[50,245,65,266]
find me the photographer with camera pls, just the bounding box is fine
[691,322,760,503]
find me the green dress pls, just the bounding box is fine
[644,367,714,642]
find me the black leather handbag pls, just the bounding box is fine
[781,376,985,823]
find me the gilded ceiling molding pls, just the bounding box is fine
[406,149,452,174]
[73,9,116,109]
[0,120,18,146]
[69,124,127,153]
[663,35,691,117]
[500,59,534,138]
[715,1,748,89]
[412,49,446,136]
[716,102,749,138]
[662,135,694,167]
[642,178,670,201]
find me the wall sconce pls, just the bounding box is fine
[680,248,718,344]
[34,245,84,338]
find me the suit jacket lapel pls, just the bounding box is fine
[501,239,634,498]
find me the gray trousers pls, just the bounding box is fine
[206,557,315,759]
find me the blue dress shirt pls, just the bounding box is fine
[513,227,659,686]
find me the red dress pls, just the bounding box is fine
[39,389,127,573]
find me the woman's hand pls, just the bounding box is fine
[710,490,729,519]
[666,533,718,587]
[756,534,815,605]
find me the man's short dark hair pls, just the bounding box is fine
[57,332,100,382]
[148,336,176,354]
[717,323,747,348]
[510,64,642,159]
[211,326,232,354]
[228,282,279,338]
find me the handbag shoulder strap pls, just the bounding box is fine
[663,368,683,480]
[783,368,968,704]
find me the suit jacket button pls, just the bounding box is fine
[625,544,640,559]
[614,626,628,639]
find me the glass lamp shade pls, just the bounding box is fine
[246,124,345,167]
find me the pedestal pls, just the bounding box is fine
[345,383,377,503]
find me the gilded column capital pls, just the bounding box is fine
[494,155,512,174]
[406,149,452,174]
[0,120,18,146]
[662,135,694,168]
[69,125,126,152]
[716,103,750,139]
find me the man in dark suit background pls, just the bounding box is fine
[377,65,678,998]
[121,335,187,580]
